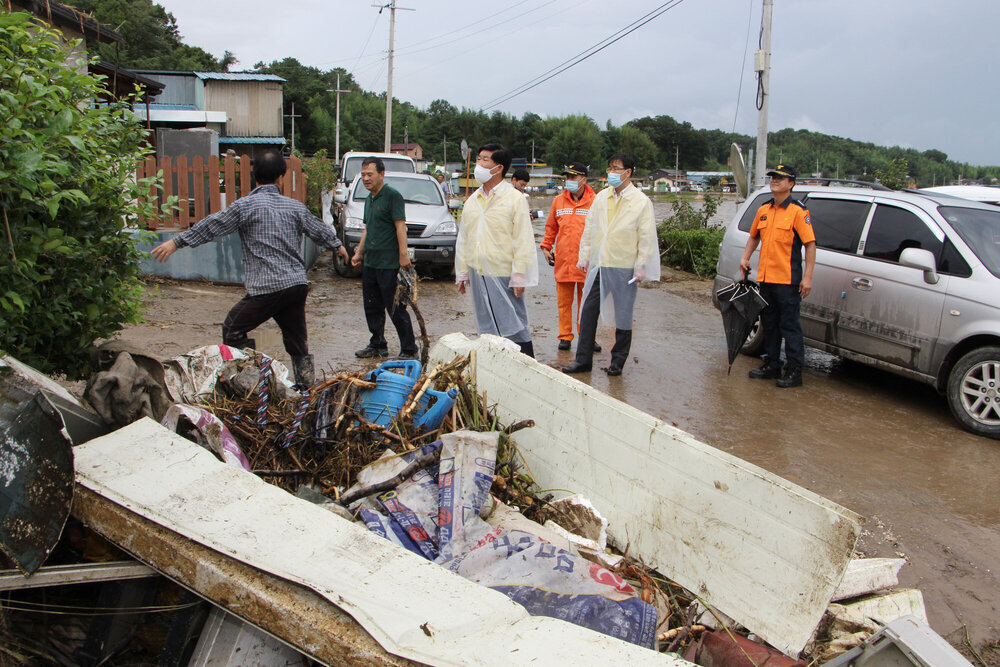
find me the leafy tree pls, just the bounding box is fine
[874,158,910,190]
[617,125,659,172]
[0,13,160,377]
[64,0,231,70]
[543,115,604,173]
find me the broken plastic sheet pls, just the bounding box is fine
[160,404,251,471]
[163,345,294,404]
[350,430,658,648]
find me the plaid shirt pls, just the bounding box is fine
[176,184,342,296]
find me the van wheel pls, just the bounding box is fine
[332,248,361,278]
[946,346,1000,439]
[740,316,765,356]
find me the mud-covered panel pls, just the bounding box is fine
[0,394,74,574]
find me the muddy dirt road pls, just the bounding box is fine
[118,250,999,656]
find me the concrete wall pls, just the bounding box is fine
[135,230,320,283]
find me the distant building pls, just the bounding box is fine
[391,142,423,160]
[132,70,286,159]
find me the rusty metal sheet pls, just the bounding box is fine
[0,393,74,574]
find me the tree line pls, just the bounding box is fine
[69,0,999,187]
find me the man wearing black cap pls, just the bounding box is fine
[739,164,816,388]
[540,163,599,351]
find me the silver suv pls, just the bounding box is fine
[714,183,1000,438]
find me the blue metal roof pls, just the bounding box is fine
[194,72,285,82]
[148,104,198,111]
[218,137,287,145]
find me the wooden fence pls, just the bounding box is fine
[136,154,305,230]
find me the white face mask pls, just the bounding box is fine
[474,164,496,185]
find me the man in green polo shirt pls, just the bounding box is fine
[350,157,418,358]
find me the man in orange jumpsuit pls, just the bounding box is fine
[540,163,600,352]
[739,164,816,388]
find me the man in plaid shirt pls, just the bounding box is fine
[151,150,349,388]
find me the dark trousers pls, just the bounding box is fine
[362,266,417,354]
[759,282,804,370]
[222,284,309,357]
[575,270,633,367]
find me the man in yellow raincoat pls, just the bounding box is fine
[455,143,539,357]
[562,154,660,376]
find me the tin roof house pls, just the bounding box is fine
[132,70,286,160]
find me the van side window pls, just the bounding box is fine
[803,198,870,253]
[863,204,943,265]
[737,191,803,232]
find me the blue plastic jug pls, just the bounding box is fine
[357,360,458,431]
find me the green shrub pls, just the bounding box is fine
[0,12,161,378]
[657,192,723,277]
[657,227,724,277]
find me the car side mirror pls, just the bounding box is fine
[448,199,461,210]
[899,247,940,285]
[333,187,348,205]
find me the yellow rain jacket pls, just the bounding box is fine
[578,183,660,280]
[455,181,538,287]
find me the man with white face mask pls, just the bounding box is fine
[454,143,538,356]
[562,153,660,376]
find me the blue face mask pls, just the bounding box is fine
[607,172,623,188]
[565,180,580,192]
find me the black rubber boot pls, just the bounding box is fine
[749,362,782,379]
[291,354,314,390]
[604,329,632,375]
[776,366,803,388]
[518,340,535,358]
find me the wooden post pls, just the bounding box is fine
[161,155,174,227]
[224,153,236,208]
[176,155,189,228]
[239,154,252,199]
[208,155,221,213]
[191,155,205,221]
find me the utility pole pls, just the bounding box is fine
[443,134,447,170]
[404,124,409,158]
[374,1,414,153]
[674,145,679,174]
[326,74,348,165]
[284,102,302,152]
[753,0,773,187]
[531,140,535,166]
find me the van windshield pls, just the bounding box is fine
[353,176,444,206]
[939,206,1000,277]
[343,157,415,183]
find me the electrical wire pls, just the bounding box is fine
[479,0,687,112]
[0,598,202,616]
[755,22,765,111]
[393,1,557,58]
[732,0,755,134]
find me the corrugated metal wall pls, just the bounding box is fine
[204,81,283,137]
[145,73,197,106]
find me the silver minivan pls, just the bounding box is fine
[714,184,1000,438]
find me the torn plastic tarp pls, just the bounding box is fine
[348,430,658,648]
[160,404,251,471]
[163,345,294,404]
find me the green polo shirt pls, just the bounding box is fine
[363,183,407,269]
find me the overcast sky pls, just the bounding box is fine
[155,0,999,166]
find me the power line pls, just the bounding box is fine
[479,0,687,112]
[393,1,557,58]
[732,0,755,134]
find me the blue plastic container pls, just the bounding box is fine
[357,360,458,431]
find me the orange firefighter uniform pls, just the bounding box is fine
[541,185,595,341]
